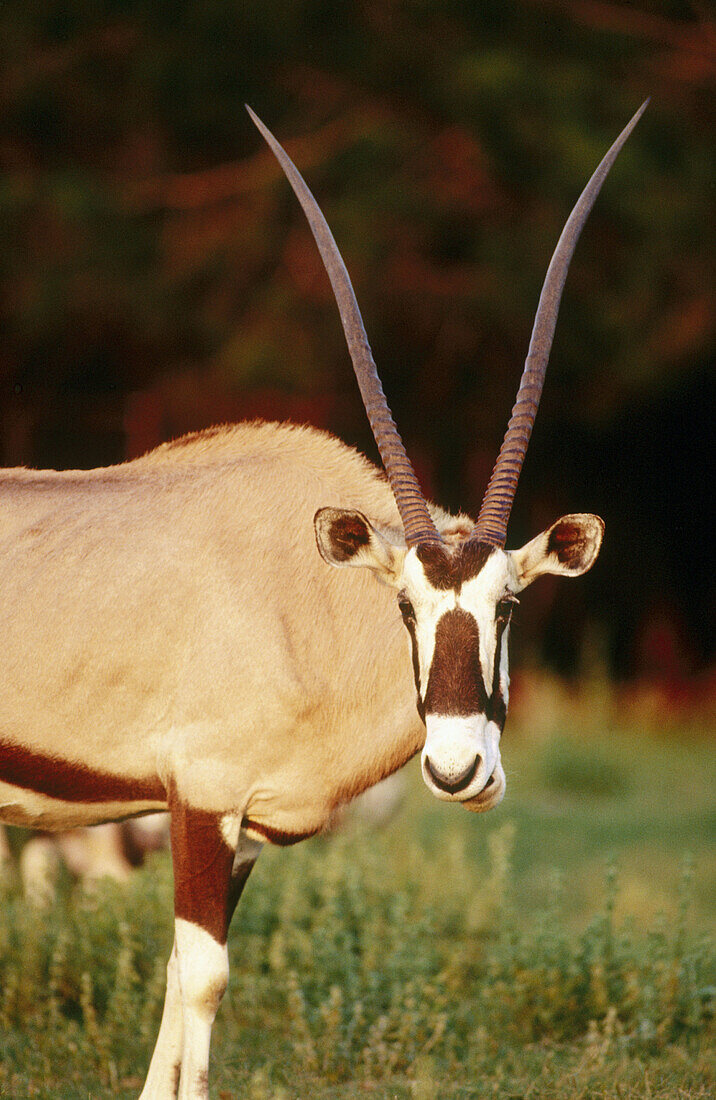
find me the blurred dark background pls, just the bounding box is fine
[1,1,713,692]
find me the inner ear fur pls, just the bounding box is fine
[511,513,605,590]
[314,507,404,582]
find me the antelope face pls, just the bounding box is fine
[316,508,604,812]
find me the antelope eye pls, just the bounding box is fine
[397,592,415,623]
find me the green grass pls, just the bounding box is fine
[0,718,713,1099]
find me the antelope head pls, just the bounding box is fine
[249,103,646,811]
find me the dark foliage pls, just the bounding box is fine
[1,1,713,675]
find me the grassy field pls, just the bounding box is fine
[0,703,713,1099]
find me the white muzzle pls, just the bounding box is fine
[421,713,505,810]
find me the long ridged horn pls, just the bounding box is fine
[472,100,649,547]
[247,106,443,548]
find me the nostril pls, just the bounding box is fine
[425,754,480,794]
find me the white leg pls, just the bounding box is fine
[152,801,261,1099]
[139,939,184,1100]
[174,918,229,1100]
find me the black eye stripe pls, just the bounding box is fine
[402,615,424,721]
[488,614,510,729]
[397,592,423,721]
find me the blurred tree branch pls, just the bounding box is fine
[125,114,358,212]
[1,24,138,109]
[526,0,715,83]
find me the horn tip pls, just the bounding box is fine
[246,104,270,140]
[624,98,650,136]
[632,98,651,125]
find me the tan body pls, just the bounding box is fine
[0,422,431,838]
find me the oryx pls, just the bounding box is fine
[0,101,646,1098]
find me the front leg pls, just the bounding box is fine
[139,936,183,1100]
[140,798,261,1100]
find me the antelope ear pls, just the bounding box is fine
[510,513,605,590]
[314,508,405,584]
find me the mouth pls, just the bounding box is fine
[420,714,504,808]
[422,759,503,808]
[425,755,479,795]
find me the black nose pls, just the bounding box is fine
[425,755,480,794]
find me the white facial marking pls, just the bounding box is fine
[399,548,515,806]
[422,713,502,802]
[401,546,514,708]
[499,623,510,706]
[460,552,514,692]
[401,549,455,692]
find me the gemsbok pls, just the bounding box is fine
[0,101,646,1097]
